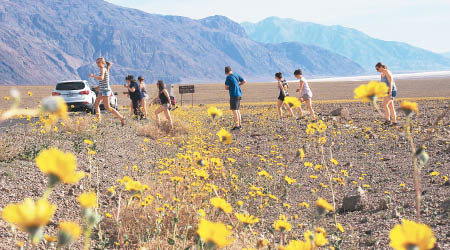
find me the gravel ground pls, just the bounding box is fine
[0,99,449,249]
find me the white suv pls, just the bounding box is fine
[52,80,118,113]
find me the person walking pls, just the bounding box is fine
[376,62,398,126]
[124,75,144,119]
[138,76,149,119]
[275,72,294,119]
[294,69,316,120]
[89,58,125,126]
[151,80,174,129]
[224,66,246,130]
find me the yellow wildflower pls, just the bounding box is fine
[284,176,296,184]
[318,137,327,144]
[194,169,209,179]
[44,234,56,242]
[2,198,56,231]
[171,176,184,183]
[273,215,292,232]
[210,197,232,214]
[84,139,94,145]
[298,202,310,208]
[296,148,305,160]
[330,158,339,166]
[197,219,233,248]
[58,221,81,245]
[207,106,223,119]
[429,171,439,176]
[280,240,310,250]
[353,81,388,101]
[35,148,85,186]
[389,219,436,250]
[217,129,232,145]
[77,192,97,208]
[316,198,334,213]
[284,96,301,108]
[400,101,419,115]
[235,213,259,225]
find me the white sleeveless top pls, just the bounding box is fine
[98,68,110,91]
[300,77,312,96]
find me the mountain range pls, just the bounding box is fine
[442,52,450,58]
[0,0,362,85]
[242,17,450,72]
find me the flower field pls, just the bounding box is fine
[0,89,449,249]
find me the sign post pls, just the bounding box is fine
[178,85,195,107]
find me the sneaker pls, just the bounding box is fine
[231,126,239,131]
[237,126,242,130]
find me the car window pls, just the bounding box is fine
[56,82,85,90]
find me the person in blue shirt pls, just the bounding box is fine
[124,75,144,119]
[224,66,246,130]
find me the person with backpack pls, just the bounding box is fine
[89,58,125,126]
[275,72,295,119]
[224,66,246,130]
[124,75,144,119]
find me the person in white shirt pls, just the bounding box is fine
[294,69,316,120]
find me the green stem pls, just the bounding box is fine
[405,116,421,220]
[83,227,92,250]
[43,187,54,200]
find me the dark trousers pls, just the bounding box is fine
[131,98,143,117]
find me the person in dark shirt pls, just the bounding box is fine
[151,80,173,130]
[124,75,144,119]
[224,66,246,130]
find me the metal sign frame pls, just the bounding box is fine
[179,85,195,107]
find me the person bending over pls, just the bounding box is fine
[376,62,398,126]
[275,72,294,119]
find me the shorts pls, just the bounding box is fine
[278,92,286,101]
[301,93,312,100]
[391,90,397,98]
[230,96,242,110]
[100,89,112,97]
[162,103,170,109]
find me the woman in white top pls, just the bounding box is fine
[294,69,316,120]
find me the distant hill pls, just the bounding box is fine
[242,17,450,72]
[0,0,363,85]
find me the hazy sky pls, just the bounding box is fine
[106,0,450,53]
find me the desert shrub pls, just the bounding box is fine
[136,119,188,139]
